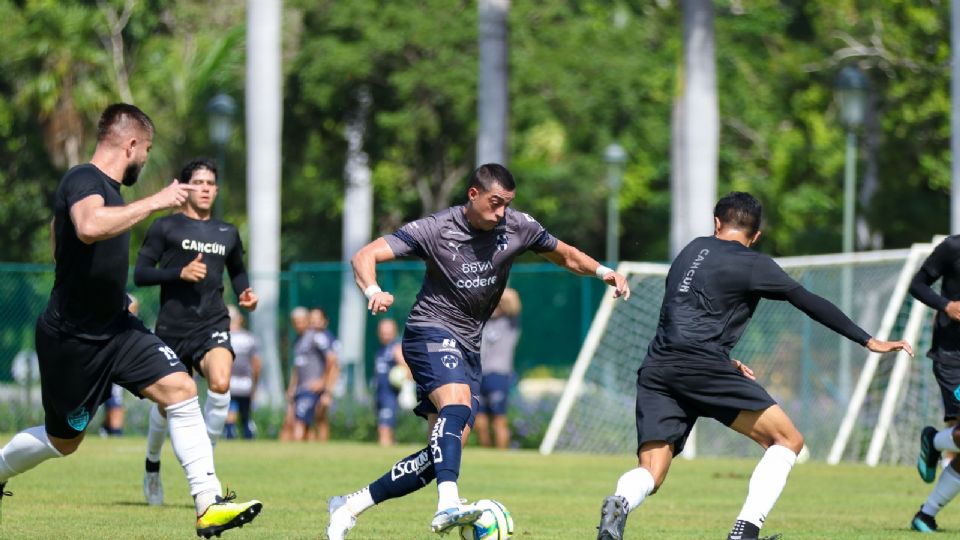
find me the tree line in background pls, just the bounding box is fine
[0,0,951,265]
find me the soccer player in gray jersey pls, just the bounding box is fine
[476,287,521,449]
[225,306,260,440]
[326,163,631,539]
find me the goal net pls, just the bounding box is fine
[539,244,942,464]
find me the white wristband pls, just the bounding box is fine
[363,285,383,300]
[595,265,614,279]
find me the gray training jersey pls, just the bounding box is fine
[230,328,258,397]
[480,315,520,374]
[385,205,557,351]
[293,328,333,391]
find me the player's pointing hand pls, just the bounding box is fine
[180,253,207,282]
[603,271,631,300]
[866,337,914,357]
[153,179,197,210]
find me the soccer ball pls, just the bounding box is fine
[459,499,514,540]
[388,365,407,389]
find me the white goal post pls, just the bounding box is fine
[539,246,939,462]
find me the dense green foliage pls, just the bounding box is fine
[0,0,952,264]
[0,437,952,538]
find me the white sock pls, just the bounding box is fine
[345,486,376,516]
[166,397,221,514]
[922,465,960,516]
[203,390,231,447]
[146,404,168,463]
[614,467,655,512]
[437,481,460,511]
[0,426,62,482]
[735,445,797,528]
[934,428,960,452]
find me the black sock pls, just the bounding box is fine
[368,447,435,504]
[728,519,760,540]
[145,458,160,473]
[432,404,471,484]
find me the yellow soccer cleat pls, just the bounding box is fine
[195,491,263,538]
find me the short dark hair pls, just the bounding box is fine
[96,103,154,142]
[468,163,516,193]
[179,158,218,183]
[714,192,762,236]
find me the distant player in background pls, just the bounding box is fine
[594,192,912,540]
[134,158,258,506]
[224,305,261,440]
[908,235,960,532]
[326,163,630,539]
[282,307,338,442]
[0,104,261,537]
[475,287,521,449]
[372,318,409,446]
[308,307,340,442]
[100,293,140,437]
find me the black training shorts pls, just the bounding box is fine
[931,353,960,421]
[158,323,234,377]
[635,360,777,456]
[35,313,188,439]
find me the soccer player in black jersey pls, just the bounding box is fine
[594,192,912,540]
[908,235,960,532]
[134,158,258,506]
[0,104,261,537]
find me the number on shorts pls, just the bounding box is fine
[211,331,229,344]
[158,346,178,360]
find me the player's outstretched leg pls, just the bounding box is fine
[163,396,262,536]
[0,426,65,519]
[596,467,654,540]
[144,403,168,505]
[428,405,480,534]
[918,426,949,484]
[912,459,960,533]
[727,445,796,540]
[327,447,436,539]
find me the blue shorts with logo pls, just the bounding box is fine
[401,324,481,426]
[293,389,322,425]
[478,372,512,416]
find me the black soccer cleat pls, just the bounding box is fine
[596,495,628,540]
[911,508,938,533]
[0,481,10,522]
[917,426,941,484]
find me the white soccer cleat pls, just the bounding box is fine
[143,470,163,506]
[326,495,357,540]
[430,503,482,534]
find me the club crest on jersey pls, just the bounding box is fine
[441,354,459,369]
[496,233,508,252]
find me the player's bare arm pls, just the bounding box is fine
[351,237,398,314]
[539,239,630,299]
[70,180,196,244]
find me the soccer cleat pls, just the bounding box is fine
[326,496,357,540]
[596,495,628,540]
[917,426,941,484]
[0,482,11,522]
[195,491,262,538]
[144,470,164,506]
[911,508,938,533]
[430,503,482,534]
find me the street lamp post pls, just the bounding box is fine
[206,93,237,219]
[834,66,869,403]
[604,143,627,265]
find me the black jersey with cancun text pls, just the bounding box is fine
[646,236,871,366]
[134,213,249,338]
[43,164,132,339]
[910,235,960,360]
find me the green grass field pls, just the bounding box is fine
[0,436,951,539]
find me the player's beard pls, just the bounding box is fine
[121,161,144,186]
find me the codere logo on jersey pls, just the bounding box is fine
[181,239,226,256]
